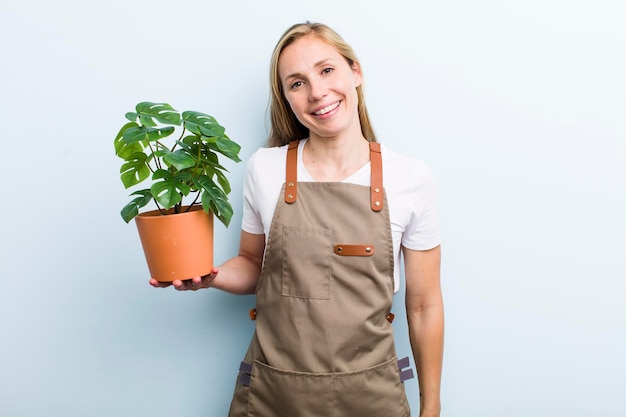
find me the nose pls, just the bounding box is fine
[308,79,327,102]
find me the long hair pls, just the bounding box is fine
[267,22,377,147]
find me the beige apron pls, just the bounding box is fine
[228,141,413,417]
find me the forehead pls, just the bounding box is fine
[278,35,345,77]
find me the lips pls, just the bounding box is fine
[313,101,340,116]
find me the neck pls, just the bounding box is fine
[303,135,370,181]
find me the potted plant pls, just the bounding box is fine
[114,101,242,282]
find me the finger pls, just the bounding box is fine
[201,268,219,285]
[149,278,172,288]
[189,276,203,290]
[172,279,186,290]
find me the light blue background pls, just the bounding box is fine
[1,0,624,416]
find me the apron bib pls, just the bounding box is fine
[228,141,411,417]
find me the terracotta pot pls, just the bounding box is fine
[135,205,214,282]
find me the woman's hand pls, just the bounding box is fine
[149,268,218,291]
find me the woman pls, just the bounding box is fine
[151,22,444,417]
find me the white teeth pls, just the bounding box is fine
[314,102,340,115]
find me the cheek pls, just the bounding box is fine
[284,93,306,115]
[282,96,308,126]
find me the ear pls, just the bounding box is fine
[351,62,363,87]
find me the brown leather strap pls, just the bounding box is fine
[370,142,383,211]
[285,140,383,210]
[285,140,299,204]
[333,244,375,256]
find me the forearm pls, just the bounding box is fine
[408,301,444,416]
[403,245,443,417]
[212,254,261,295]
[210,231,264,295]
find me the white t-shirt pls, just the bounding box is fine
[242,139,440,292]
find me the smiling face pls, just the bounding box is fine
[277,35,363,142]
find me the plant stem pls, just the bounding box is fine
[187,193,201,212]
[175,199,182,214]
[154,199,166,216]
[171,128,186,152]
[148,141,160,171]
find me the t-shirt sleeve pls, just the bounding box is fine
[401,162,441,250]
[241,151,265,235]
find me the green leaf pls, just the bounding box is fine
[163,149,197,170]
[215,136,242,162]
[183,111,226,137]
[177,136,209,162]
[136,102,181,126]
[196,175,233,227]
[150,169,192,209]
[120,189,153,223]
[201,149,220,166]
[120,152,150,188]
[114,121,144,158]
[116,140,144,160]
[214,169,231,195]
[151,169,191,182]
[122,125,175,144]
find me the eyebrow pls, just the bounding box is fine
[283,58,335,82]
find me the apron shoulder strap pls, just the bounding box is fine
[284,139,383,211]
[284,140,299,204]
[369,142,383,212]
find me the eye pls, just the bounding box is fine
[290,80,304,90]
[321,67,334,75]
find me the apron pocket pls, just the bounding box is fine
[332,357,410,417]
[247,358,410,417]
[282,226,331,299]
[248,360,332,417]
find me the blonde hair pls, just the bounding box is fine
[267,22,377,147]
